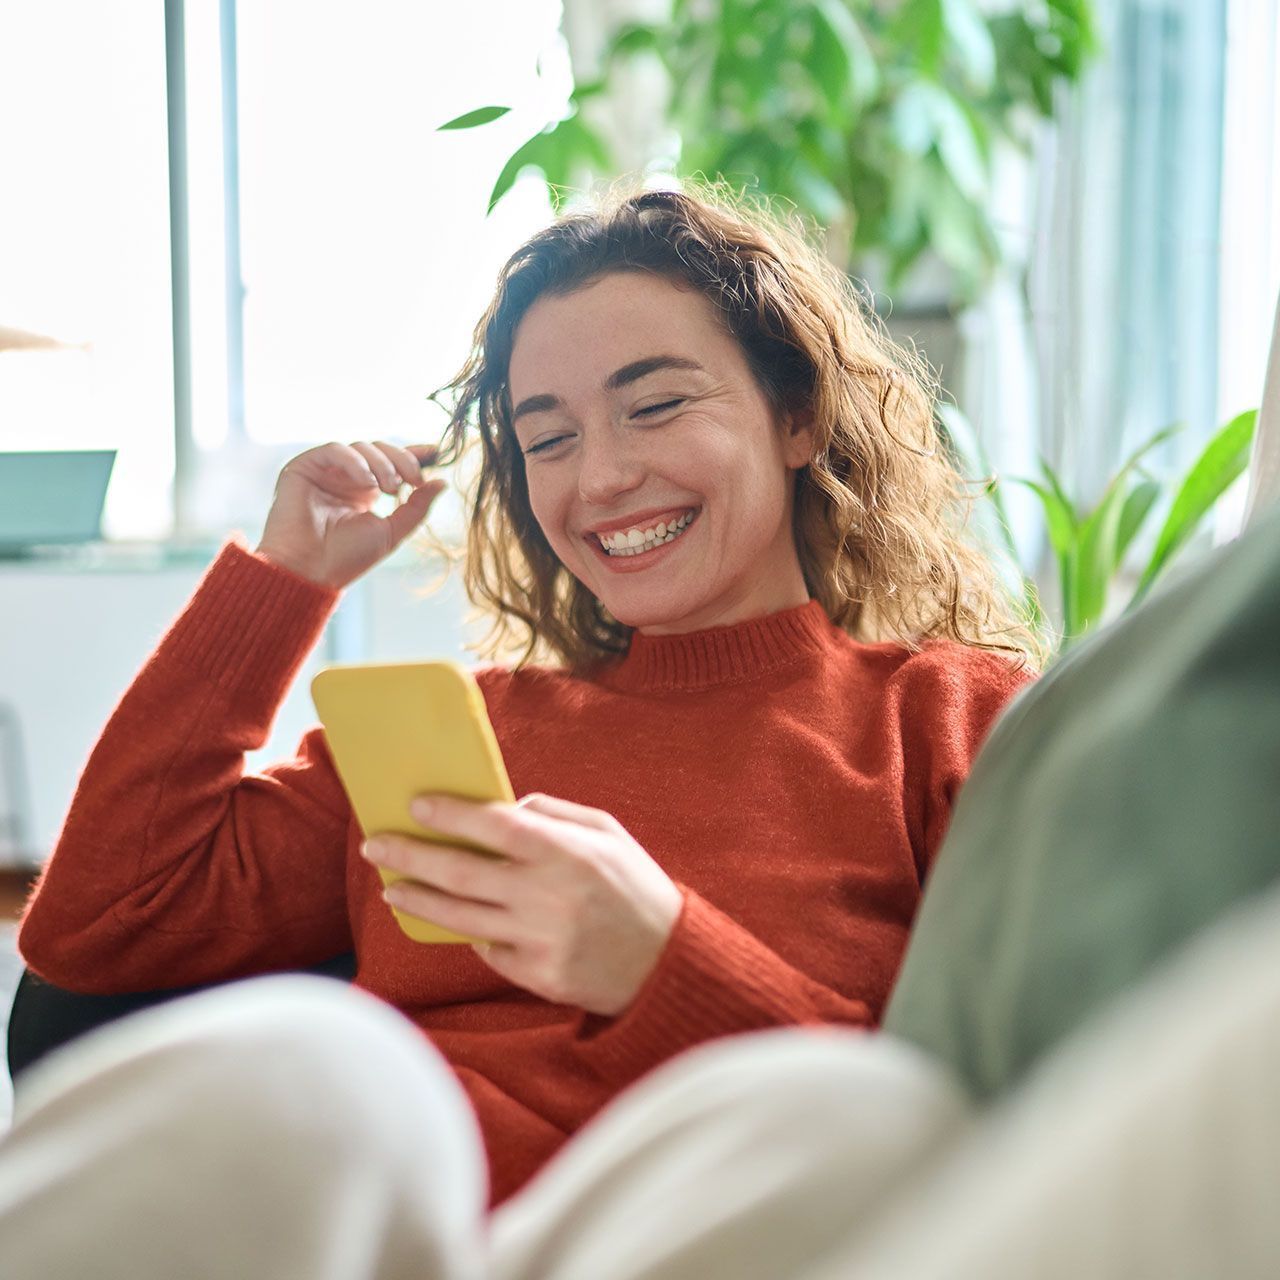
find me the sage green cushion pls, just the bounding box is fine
[883,499,1280,1099]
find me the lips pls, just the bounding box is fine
[583,506,699,539]
[584,507,701,573]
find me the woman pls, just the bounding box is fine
[10,182,1038,1273]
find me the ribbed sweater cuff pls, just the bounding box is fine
[160,535,341,700]
[573,887,813,1084]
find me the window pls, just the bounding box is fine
[182,0,569,543]
[0,0,569,545]
[0,4,173,540]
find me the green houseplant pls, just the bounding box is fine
[440,0,1100,302]
[940,404,1260,655]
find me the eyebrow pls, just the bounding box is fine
[511,355,707,423]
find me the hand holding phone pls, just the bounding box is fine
[311,660,514,943]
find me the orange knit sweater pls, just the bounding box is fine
[18,537,1033,1207]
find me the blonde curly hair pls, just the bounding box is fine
[423,177,1044,675]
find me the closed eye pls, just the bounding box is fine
[524,435,569,456]
[636,399,684,416]
[524,399,685,455]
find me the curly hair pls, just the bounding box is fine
[421,176,1045,675]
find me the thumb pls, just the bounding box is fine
[384,479,446,549]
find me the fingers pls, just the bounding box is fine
[408,793,612,863]
[410,794,544,863]
[307,441,381,489]
[382,877,513,947]
[349,441,405,495]
[304,440,441,496]
[405,443,442,468]
[383,478,446,549]
[365,835,513,905]
[517,792,617,831]
[373,440,432,489]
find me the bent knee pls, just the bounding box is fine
[19,975,470,1156]
[632,1026,971,1140]
[134,975,465,1120]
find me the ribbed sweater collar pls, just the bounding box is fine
[601,597,834,693]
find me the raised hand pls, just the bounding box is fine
[255,439,446,590]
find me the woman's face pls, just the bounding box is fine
[506,271,816,635]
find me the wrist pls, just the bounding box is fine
[253,543,331,588]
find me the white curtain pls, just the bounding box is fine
[1025,0,1228,518]
[1244,292,1280,524]
[1219,0,1280,527]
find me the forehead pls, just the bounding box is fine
[508,272,738,394]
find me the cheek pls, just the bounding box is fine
[525,478,577,556]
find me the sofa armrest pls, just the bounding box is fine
[6,952,358,1085]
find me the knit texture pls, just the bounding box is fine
[18,536,1033,1207]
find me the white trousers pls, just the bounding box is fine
[2,882,1279,1279]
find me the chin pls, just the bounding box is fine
[597,585,713,633]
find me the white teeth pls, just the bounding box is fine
[598,509,697,556]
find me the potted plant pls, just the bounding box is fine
[940,403,1260,655]
[440,0,1100,305]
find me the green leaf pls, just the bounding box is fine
[930,87,988,199]
[807,5,852,114]
[487,133,552,214]
[437,105,511,131]
[1115,420,1182,476]
[920,169,982,278]
[890,82,937,156]
[1131,408,1258,606]
[889,83,987,199]
[901,0,946,78]
[1048,0,1102,57]
[1055,422,1179,638]
[1114,479,1161,568]
[1038,454,1077,525]
[607,22,661,59]
[1029,65,1056,115]
[570,78,607,103]
[810,0,880,109]
[485,113,613,215]
[940,0,996,90]
[1010,477,1076,559]
[556,113,612,170]
[1009,474,1077,637]
[1073,471,1132,634]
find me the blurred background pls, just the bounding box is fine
[0,0,1277,869]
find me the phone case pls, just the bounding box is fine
[310,660,515,944]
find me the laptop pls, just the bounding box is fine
[0,450,117,557]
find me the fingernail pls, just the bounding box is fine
[411,796,435,820]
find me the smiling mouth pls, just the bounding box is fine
[595,508,700,557]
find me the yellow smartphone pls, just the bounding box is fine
[310,660,515,944]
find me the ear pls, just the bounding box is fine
[780,405,818,470]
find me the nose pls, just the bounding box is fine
[576,423,644,507]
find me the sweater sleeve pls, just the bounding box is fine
[895,641,1037,883]
[17,536,354,994]
[571,887,875,1089]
